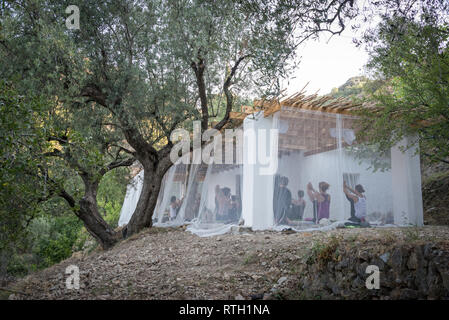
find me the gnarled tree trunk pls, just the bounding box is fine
[60,177,118,250]
[125,155,172,237]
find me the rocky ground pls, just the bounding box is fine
[423,170,449,226]
[6,225,449,300]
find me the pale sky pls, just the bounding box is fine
[283,29,369,96]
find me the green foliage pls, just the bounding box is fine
[0,80,48,255]
[30,215,83,268]
[360,11,449,164]
[306,235,341,268]
[5,214,84,276]
[402,227,421,242]
[97,168,129,228]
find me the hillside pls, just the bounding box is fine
[6,225,449,300]
[328,76,369,98]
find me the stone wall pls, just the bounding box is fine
[281,240,449,299]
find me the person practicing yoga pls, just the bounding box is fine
[343,181,367,223]
[215,185,232,221]
[169,195,183,221]
[287,190,306,223]
[307,181,330,223]
[273,176,292,225]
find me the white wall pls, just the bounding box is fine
[242,111,276,229]
[391,135,424,226]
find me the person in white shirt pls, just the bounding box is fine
[343,181,367,222]
[169,195,182,221]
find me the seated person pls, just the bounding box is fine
[345,191,358,223]
[343,181,367,223]
[169,195,183,221]
[287,190,306,224]
[184,191,200,221]
[273,176,292,225]
[215,185,232,222]
[307,182,331,223]
[228,195,241,222]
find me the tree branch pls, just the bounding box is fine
[214,54,250,131]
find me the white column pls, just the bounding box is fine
[391,135,424,226]
[242,111,277,230]
[335,114,346,221]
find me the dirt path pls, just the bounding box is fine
[8,225,449,299]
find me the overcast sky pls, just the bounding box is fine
[283,28,370,96]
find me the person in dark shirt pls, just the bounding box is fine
[273,176,292,225]
[228,195,241,222]
[346,194,359,222]
[343,181,361,223]
[288,190,306,223]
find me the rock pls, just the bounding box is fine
[329,281,340,295]
[423,244,435,259]
[282,228,296,234]
[235,294,245,300]
[387,248,408,272]
[390,288,401,299]
[71,251,84,260]
[356,262,369,278]
[335,257,349,271]
[379,252,390,263]
[277,276,288,285]
[262,293,272,300]
[358,250,370,261]
[391,288,419,300]
[427,261,444,298]
[250,293,264,300]
[370,257,386,271]
[351,277,365,289]
[407,251,419,270]
[434,256,449,292]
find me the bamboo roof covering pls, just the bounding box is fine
[226,86,378,122]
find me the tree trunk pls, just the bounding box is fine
[78,198,118,250]
[125,156,172,236]
[74,179,118,250]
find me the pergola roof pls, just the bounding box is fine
[229,87,371,122]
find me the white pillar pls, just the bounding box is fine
[391,135,424,226]
[335,114,346,221]
[242,111,277,230]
